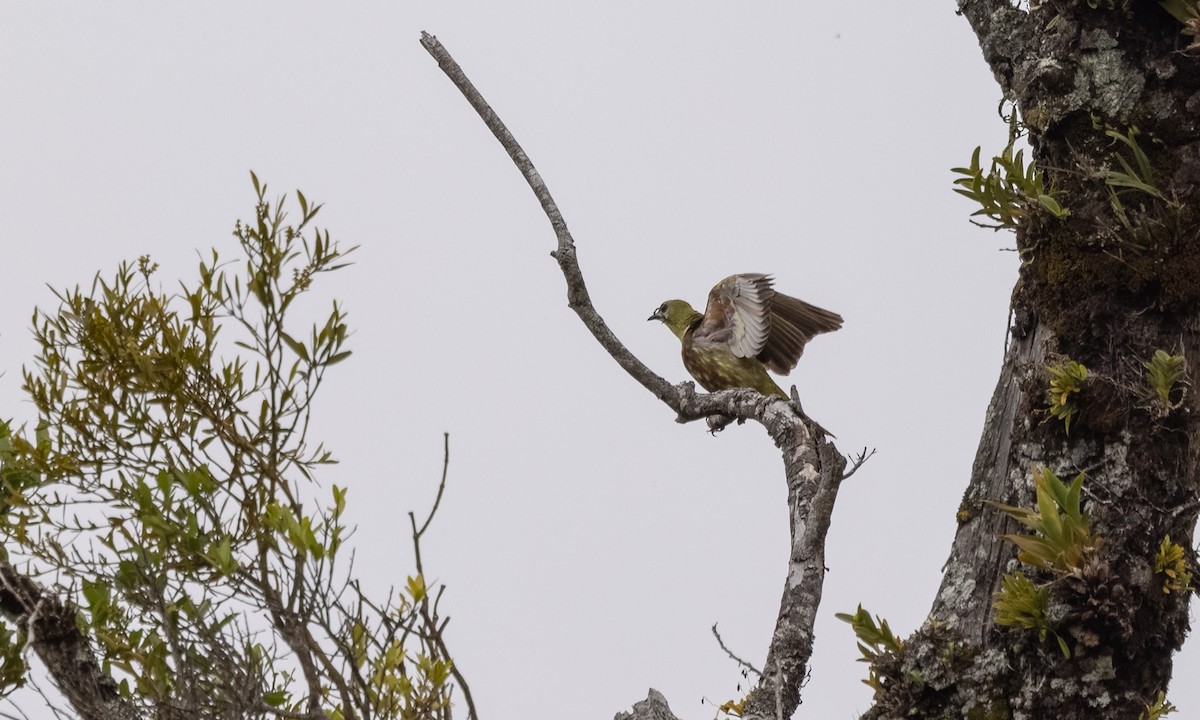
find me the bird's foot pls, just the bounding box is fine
[707,414,736,434]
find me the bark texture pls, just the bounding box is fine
[864,3,1200,718]
[0,560,141,720]
[613,689,681,720]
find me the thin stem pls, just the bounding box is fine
[711,624,763,678]
[408,435,479,720]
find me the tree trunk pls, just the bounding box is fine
[865,2,1200,717]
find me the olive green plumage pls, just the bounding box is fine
[648,274,842,397]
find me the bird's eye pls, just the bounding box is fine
[659,303,667,312]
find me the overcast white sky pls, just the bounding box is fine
[2,3,1196,719]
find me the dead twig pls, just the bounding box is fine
[711,623,764,678]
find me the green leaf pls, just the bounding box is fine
[1162,0,1193,21]
[325,350,352,366]
[1037,194,1069,218]
[1056,634,1071,658]
[1065,472,1084,518]
[280,331,309,362]
[1036,483,1063,543]
[1002,534,1057,568]
[406,575,426,603]
[82,579,111,615]
[332,484,346,515]
[205,536,237,575]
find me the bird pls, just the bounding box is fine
[648,274,842,397]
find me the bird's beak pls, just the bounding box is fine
[648,308,664,322]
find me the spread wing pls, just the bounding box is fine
[757,287,843,375]
[693,273,843,375]
[691,274,775,357]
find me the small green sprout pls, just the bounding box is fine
[1091,125,1178,233]
[1140,690,1178,720]
[1098,126,1163,200]
[835,605,904,696]
[952,144,1069,230]
[992,467,1095,575]
[1154,535,1193,595]
[989,468,1101,657]
[992,572,1069,658]
[1144,349,1187,412]
[1046,360,1087,434]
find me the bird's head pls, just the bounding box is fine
[648,299,702,340]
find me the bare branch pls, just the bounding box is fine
[420,32,856,719]
[416,433,451,538]
[842,447,877,481]
[417,31,676,405]
[6,672,74,720]
[711,623,763,678]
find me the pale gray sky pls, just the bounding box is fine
[2,3,1194,719]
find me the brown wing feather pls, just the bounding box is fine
[757,291,843,375]
[691,274,773,357]
[691,273,841,375]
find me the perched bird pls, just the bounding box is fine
[648,274,842,397]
